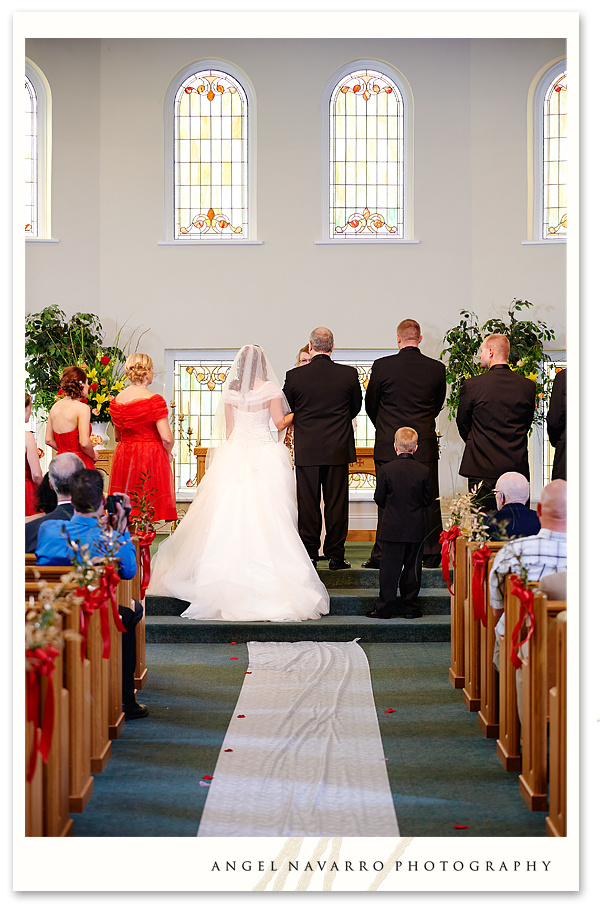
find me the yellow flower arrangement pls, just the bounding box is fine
[86,354,126,422]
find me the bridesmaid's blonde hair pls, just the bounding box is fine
[125,353,153,384]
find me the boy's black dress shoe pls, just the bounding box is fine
[329,559,351,570]
[422,556,441,568]
[123,703,149,719]
[366,608,394,619]
[361,559,380,569]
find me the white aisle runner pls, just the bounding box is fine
[197,639,399,837]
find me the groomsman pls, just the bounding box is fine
[546,366,566,480]
[457,333,536,512]
[283,327,363,569]
[364,319,446,569]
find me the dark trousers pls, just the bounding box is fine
[296,464,349,561]
[370,459,442,564]
[119,599,144,706]
[375,540,423,613]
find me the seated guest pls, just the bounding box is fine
[489,479,567,670]
[36,469,148,719]
[34,473,59,515]
[25,453,84,553]
[367,427,432,620]
[486,472,541,539]
[539,569,567,600]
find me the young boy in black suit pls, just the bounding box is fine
[367,427,432,619]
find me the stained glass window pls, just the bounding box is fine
[329,68,404,240]
[543,71,567,239]
[25,76,37,236]
[174,69,248,240]
[172,357,235,493]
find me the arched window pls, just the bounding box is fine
[164,61,257,243]
[529,59,567,242]
[25,60,51,239]
[322,61,413,242]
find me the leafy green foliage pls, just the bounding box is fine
[439,299,556,426]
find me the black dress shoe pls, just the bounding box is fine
[400,608,423,619]
[123,703,149,719]
[361,559,380,569]
[366,608,394,619]
[422,556,442,569]
[329,559,351,570]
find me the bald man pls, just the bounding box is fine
[488,479,567,668]
[457,333,536,512]
[487,472,540,539]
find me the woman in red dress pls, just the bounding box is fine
[25,392,43,515]
[45,367,98,470]
[109,353,176,521]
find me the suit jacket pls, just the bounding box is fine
[36,513,137,579]
[282,355,363,466]
[25,501,75,553]
[457,364,536,480]
[374,453,432,542]
[487,502,541,540]
[365,347,446,464]
[547,367,566,480]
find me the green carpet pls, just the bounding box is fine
[71,641,546,838]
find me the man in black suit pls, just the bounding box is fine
[367,428,432,619]
[283,327,363,570]
[547,367,566,480]
[25,452,85,552]
[457,333,536,512]
[364,318,446,569]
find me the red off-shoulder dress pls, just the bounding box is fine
[109,395,177,521]
[25,449,38,515]
[53,426,97,470]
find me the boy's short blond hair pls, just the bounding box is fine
[394,426,418,452]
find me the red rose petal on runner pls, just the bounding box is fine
[237,714,245,718]
[224,749,233,752]
[454,824,468,829]
[203,775,213,780]
[230,657,238,660]
[384,709,396,713]
[245,671,252,674]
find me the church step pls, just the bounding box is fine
[145,587,449,618]
[144,614,451,643]
[315,565,447,589]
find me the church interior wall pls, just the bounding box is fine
[25,35,566,500]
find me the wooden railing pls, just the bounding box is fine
[546,612,567,836]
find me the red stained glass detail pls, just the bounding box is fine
[197,85,205,93]
[341,86,349,94]
[207,208,215,221]
[217,85,224,93]
[349,220,360,228]
[185,86,193,94]
[218,220,229,229]
[25,224,32,231]
[555,86,562,92]
[207,90,215,101]
[373,85,380,93]
[385,87,392,93]
[218,373,226,381]
[353,84,361,93]
[207,381,215,391]
[363,92,370,101]
[374,220,383,228]
[186,366,194,373]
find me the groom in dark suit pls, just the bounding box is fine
[283,327,363,570]
[364,319,446,569]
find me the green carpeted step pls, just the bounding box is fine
[145,614,451,643]
[315,565,447,589]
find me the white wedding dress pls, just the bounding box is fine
[147,388,330,622]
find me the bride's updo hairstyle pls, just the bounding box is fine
[229,344,268,392]
[60,366,88,399]
[125,352,153,385]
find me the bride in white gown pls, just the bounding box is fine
[147,345,330,622]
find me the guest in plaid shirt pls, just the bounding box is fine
[490,480,567,659]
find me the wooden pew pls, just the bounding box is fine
[132,537,148,691]
[546,612,567,836]
[477,542,505,738]
[25,717,43,836]
[42,615,73,836]
[519,593,567,811]
[449,534,468,689]
[496,584,523,772]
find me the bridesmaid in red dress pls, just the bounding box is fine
[25,392,43,515]
[109,353,176,521]
[45,366,98,469]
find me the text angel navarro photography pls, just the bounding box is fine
[210,859,553,874]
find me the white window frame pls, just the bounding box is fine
[525,57,567,245]
[317,59,416,245]
[25,59,53,242]
[161,60,260,246]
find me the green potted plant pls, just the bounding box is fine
[439,299,556,426]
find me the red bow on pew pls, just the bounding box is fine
[26,645,60,782]
[439,525,461,595]
[471,544,492,626]
[75,564,126,661]
[509,574,536,669]
[137,530,157,600]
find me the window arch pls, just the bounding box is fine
[530,58,567,241]
[164,60,256,243]
[25,59,51,239]
[322,60,413,241]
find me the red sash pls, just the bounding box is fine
[439,526,461,594]
[509,574,536,669]
[75,563,126,661]
[471,545,492,626]
[137,530,157,600]
[26,645,60,782]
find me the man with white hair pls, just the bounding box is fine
[25,451,85,552]
[487,471,541,539]
[457,333,536,512]
[489,479,567,670]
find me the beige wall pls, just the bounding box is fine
[25,36,566,499]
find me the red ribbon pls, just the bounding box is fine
[100,564,126,658]
[439,526,461,594]
[75,584,104,661]
[26,645,60,782]
[509,574,536,669]
[471,545,492,626]
[137,530,156,600]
